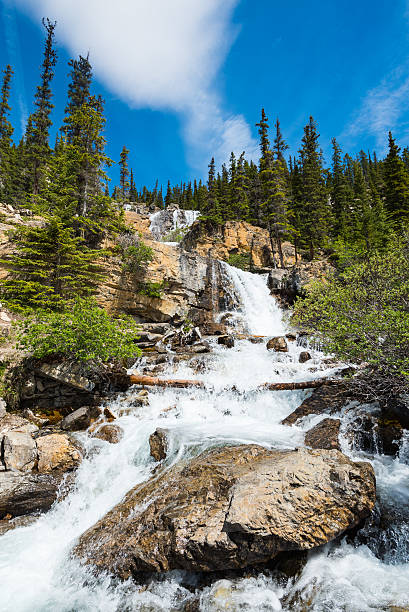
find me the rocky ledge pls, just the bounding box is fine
[74,444,375,578]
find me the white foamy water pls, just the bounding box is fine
[0,264,408,611]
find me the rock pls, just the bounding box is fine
[190,342,211,354]
[0,398,6,419]
[75,445,375,577]
[3,431,37,471]
[0,471,64,519]
[35,361,95,392]
[266,336,288,352]
[299,351,312,363]
[61,406,101,431]
[36,434,82,472]
[0,413,38,437]
[282,383,347,426]
[286,333,297,342]
[0,311,11,322]
[92,424,124,444]
[304,418,341,450]
[346,406,404,457]
[217,335,235,348]
[149,428,169,461]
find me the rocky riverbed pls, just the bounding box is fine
[0,263,408,611]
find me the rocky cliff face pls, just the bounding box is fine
[181,220,298,270]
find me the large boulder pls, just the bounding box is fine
[61,406,101,431]
[0,471,64,519]
[91,424,124,444]
[74,445,375,578]
[149,428,169,461]
[2,430,37,472]
[36,434,82,472]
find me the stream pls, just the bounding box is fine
[0,265,408,611]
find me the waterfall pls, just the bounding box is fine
[0,267,408,611]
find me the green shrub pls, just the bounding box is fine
[292,240,409,400]
[138,280,165,299]
[161,227,187,243]
[227,252,251,271]
[15,297,141,363]
[121,241,154,273]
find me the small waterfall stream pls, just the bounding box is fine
[0,265,408,611]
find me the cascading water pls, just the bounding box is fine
[0,264,408,611]
[149,209,200,241]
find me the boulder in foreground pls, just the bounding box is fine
[74,444,375,578]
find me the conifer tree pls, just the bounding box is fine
[165,180,172,207]
[203,157,221,223]
[298,116,329,259]
[330,138,351,238]
[273,118,289,168]
[383,132,409,223]
[0,216,103,311]
[129,169,137,201]
[0,65,14,202]
[63,54,92,142]
[25,19,57,196]
[119,146,130,201]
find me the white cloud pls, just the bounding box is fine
[342,65,409,152]
[13,0,258,171]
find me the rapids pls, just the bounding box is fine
[0,265,408,611]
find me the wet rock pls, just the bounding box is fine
[149,428,169,461]
[285,333,297,342]
[299,351,312,363]
[282,383,347,426]
[346,406,403,457]
[3,431,37,471]
[0,471,64,519]
[36,433,82,472]
[0,398,6,419]
[266,336,288,352]
[92,424,124,444]
[60,406,101,431]
[304,418,341,450]
[75,445,375,577]
[190,342,211,354]
[0,513,39,536]
[217,335,235,348]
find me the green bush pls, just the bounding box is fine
[121,241,154,273]
[138,280,165,299]
[292,240,409,400]
[227,252,251,271]
[15,298,141,363]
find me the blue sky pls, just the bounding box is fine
[1,0,409,192]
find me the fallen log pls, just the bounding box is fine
[129,374,205,389]
[259,379,339,391]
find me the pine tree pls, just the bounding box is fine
[129,169,137,201]
[119,146,130,201]
[165,180,172,207]
[230,152,249,221]
[273,118,289,168]
[0,65,14,203]
[203,157,221,223]
[0,215,103,311]
[330,138,351,238]
[63,54,92,142]
[25,19,57,196]
[298,116,329,259]
[383,132,409,223]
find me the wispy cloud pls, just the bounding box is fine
[13,0,258,170]
[1,0,28,132]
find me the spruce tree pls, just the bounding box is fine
[0,215,103,311]
[119,146,130,201]
[25,19,57,196]
[383,132,409,223]
[129,169,137,201]
[0,65,14,203]
[165,181,172,207]
[298,116,329,259]
[330,138,351,238]
[63,54,92,142]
